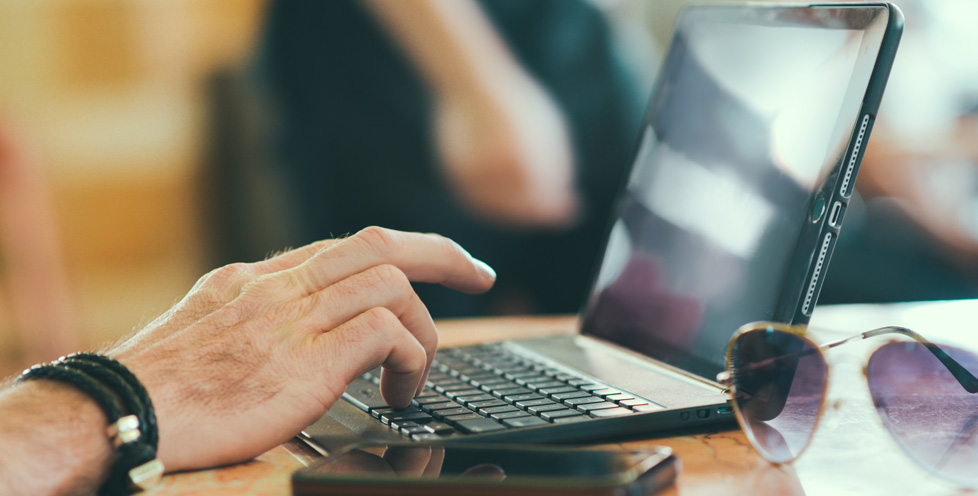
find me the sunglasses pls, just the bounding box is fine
[717,321,978,488]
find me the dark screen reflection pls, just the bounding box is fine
[583,7,879,378]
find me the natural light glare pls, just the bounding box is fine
[630,136,774,259]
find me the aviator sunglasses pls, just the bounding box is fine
[717,322,978,487]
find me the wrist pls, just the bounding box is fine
[0,380,114,495]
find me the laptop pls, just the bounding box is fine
[301,2,904,453]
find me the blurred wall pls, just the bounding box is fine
[0,0,264,372]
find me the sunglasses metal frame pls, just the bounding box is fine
[716,321,978,467]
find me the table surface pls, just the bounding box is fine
[147,302,978,496]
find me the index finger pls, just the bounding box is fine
[276,227,495,299]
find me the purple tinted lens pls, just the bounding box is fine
[730,329,826,463]
[868,342,978,487]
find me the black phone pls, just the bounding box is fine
[292,443,678,496]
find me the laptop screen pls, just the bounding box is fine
[581,5,890,379]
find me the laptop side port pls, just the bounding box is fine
[828,201,844,228]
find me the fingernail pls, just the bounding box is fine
[471,257,496,281]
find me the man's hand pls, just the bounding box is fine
[107,227,495,472]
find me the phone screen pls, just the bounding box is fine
[293,443,676,495]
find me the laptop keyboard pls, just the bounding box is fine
[343,343,663,441]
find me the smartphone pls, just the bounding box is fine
[292,443,678,496]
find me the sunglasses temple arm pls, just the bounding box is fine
[858,326,978,394]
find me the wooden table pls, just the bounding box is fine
[148,303,978,495]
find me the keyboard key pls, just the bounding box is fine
[503,393,544,403]
[414,390,442,400]
[514,398,554,409]
[578,384,607,392]
[564,396,606,407]
[432,408,470,419]
[550,391,591,401]
[538,387,578,397]
[455,394,494,406]
[466,372,500,381]
[589,407,633,418]
[468,399,507,409]
[430,377,464,387]
[503,416,550,429]
[491,365,526,375]
[400,425,430,436]
[504,370,541,380]
[491,387,533,398]
[423,422,455,435]
[387,418,410,430]
[576,401,619,413]
[345,378,390,411]
[526,402,566,415]
[443,413,484,423]
[540,409,582,421]
[455,418,507,434]
[455,367,485,377]
[445,388,483,399]
[371,407,395,420]
[420,402,454,413]
[416,397,453,407]
[481,405,519,415]
[490,410,531,421]
[378,408,424,423]
[382,412,432,425]
[524,380,565,391]
[514,375,549,386]
[591,388,621,397]
[605,393,635,403]
[476,380,511,392]
[632,404,664,413]
[467,377,502,387]
[618,399,649,407]
[431,385,463,394]
[386,411,430,422]
[567,379,594,387]
[385,406,423,415]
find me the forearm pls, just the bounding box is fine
[0,124,79,362]
[0,381,113,496]
[362,0,523,95]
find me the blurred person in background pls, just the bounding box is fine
[246,0,651,318]
[821,0,978,303]
[0,119,79,368]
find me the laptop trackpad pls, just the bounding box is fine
[508,335,724,410]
